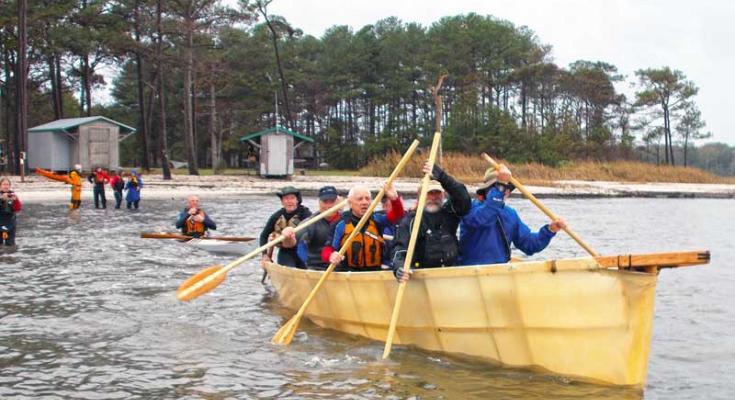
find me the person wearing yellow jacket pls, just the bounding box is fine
[36,164,84,209]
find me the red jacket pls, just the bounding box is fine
[89,170,111,185]
[109,175,124,191]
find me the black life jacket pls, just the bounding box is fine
[414,213,459,267]
[0,191,15,217]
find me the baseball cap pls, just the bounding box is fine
[318,185,339,201]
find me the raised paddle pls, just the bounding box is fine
[271,139,420,346]
[141,232,256,242]
[176,198,348,301]
[383,131,442,359]
[481,153,599,257]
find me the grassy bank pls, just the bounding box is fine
[360,152,735,185]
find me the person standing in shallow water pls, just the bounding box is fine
[260,186,312,269]
[87,167,110,209]
[125,169,143,209]
[35,164,83,209]
[0,177,22,246]
[109,170,125,209]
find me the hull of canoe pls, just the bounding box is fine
[264,257,658,387]
[185,238,250,255]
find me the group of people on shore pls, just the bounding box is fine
[35,165,143,210]
[253,161,566,280]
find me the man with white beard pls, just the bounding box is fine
[392,162,471,282]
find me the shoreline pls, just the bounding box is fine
[9,174,735,203]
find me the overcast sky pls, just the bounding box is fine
[225,0,735,144]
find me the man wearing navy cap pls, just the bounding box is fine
[296,186,343,270]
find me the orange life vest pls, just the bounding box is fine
[184,210,207,236]
[340,218,384,268]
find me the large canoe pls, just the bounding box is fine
[264,250,709,387]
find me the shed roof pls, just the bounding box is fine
[29,116,136,133]
[239,125,314,143]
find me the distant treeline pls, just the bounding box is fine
[1,1,731,176]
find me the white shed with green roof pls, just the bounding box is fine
[28,116,135,171]
[240,125,314,177]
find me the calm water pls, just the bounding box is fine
[1,194,733,399]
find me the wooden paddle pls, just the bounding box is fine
[383,131,442,359]
[141,232,256,242]
[481,153,599,257]
[271,139,420,346]
[176,198,348,301]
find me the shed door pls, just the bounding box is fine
[89,128,110,167]
[267,135,288,175]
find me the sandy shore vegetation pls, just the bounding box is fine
[9,166,735,204]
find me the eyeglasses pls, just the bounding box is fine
[492,182,516,193]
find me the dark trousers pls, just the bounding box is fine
[127,200,139,209]
[93,185,106,208]
[113,191,123,209]
[277,248,306,269]
[0,221,15,246]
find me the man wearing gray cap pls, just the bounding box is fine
[296,186,343,270]
[392,161,471,282]
[458,164,566,266]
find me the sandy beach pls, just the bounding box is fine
[8,173,735,204]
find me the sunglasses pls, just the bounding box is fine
[492,181,516,193]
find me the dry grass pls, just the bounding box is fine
[360,151,735,185]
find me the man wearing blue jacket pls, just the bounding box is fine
[459,165,566,265]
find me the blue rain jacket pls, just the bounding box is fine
[459,187,556,265]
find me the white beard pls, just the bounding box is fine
[425,203,441,213]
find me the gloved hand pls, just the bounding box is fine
[394,265,413,283]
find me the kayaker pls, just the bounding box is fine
[0,177,22,246]
[295,186,342,270]
[260,186,312,269]
[175,195,217,238]
[87,166,110,209]
[35,164,83,209]
[458,165,566,266]
[325,182,404,271]
[125,169,142,209]
[392,162,471,282]
[109,169,125,209]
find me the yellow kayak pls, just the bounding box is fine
[264,250,709,386]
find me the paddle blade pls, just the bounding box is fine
[176,265,226,301]
[271,314,301,345]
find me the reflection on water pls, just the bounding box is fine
[0,196,732,399]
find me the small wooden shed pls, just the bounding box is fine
[28,116,135,171]
[240,126,314,177]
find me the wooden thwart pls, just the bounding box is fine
[595,250,710,270]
